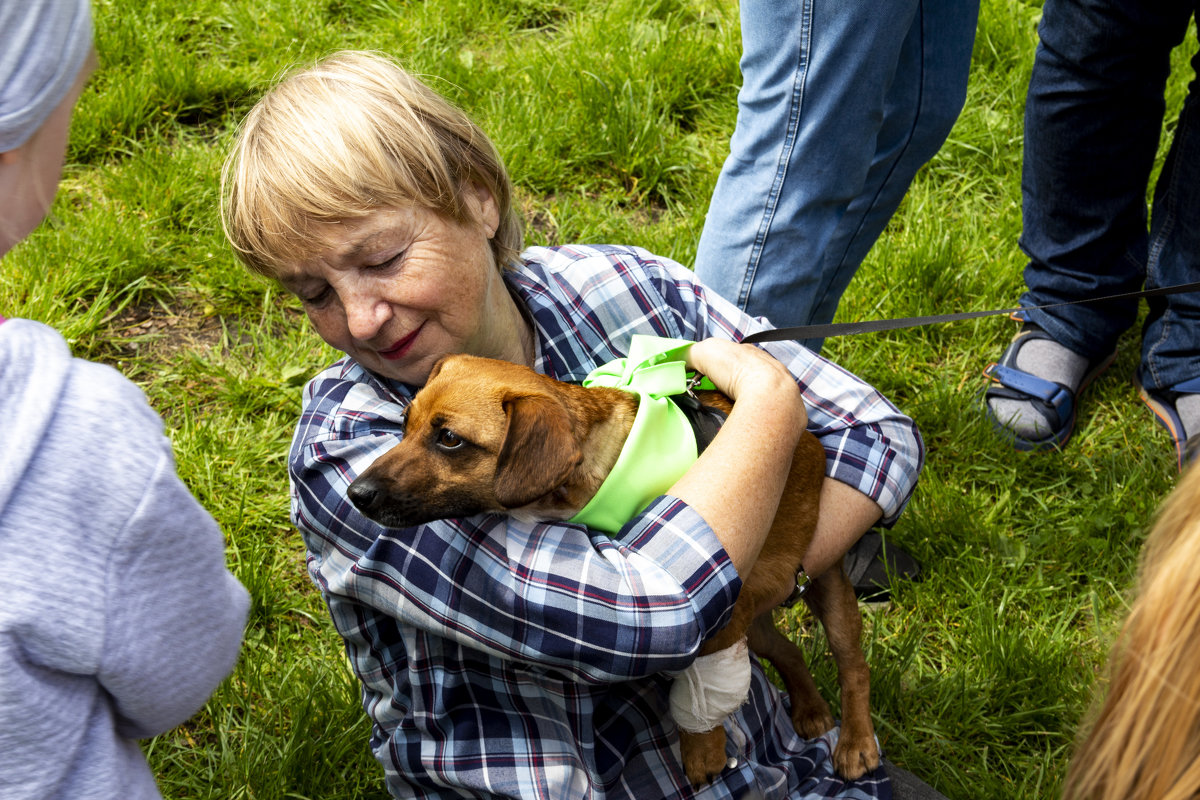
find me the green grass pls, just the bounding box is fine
[3,0,1197,797]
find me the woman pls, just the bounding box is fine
[222,50,927,800]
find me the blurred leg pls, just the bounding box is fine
[1019,0,1192,360]
[1141,25,1200,391]
[694,0,919,330]
[806,0,978,349]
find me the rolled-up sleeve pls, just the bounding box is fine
[595,246,925,525]
[760,338,924,524]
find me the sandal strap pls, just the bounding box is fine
[983,362,1074,420]
[843,531,884,585]
[1170,376,1200,395]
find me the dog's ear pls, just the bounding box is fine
[426,354,454,383]
[494,393,581,508]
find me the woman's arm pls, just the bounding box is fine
[593,247,910,576]
[673,338,807,576]
[804,480,884,577]
[556,245,921,532]
[677,338,884,580]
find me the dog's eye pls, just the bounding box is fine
[435,428,465,451]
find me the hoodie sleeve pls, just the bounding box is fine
[1,319,249,748]
[97,444,250,738]
[57,361,252,738]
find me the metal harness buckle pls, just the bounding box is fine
[781,564,811,607]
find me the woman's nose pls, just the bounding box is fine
[344,293,388,341]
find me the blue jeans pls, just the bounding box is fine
[1019,0,1200,391]
[693,0,979,350]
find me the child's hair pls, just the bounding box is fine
[221,50,523,278]
[1062,463,1200,800]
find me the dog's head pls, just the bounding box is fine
[347,354,588,528]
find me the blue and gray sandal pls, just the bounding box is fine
[843,530,922,603]
[983,321,1116,451]
[1135,372,1200,472]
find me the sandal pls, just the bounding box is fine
[843,531,921,603]
[983,321,1116,452]
[1135,371,1200,472]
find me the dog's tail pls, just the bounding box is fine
[1063,464,1200,800]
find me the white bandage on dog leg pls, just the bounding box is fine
[669,637,753,733]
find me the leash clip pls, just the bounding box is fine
[781,564,811,608]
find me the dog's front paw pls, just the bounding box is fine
[832,730,880,782]
[790,696,836,740]
[680,727,729,786]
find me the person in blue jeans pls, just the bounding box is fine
[694,0,979,349]
[695,0,979,598]
[983,0,1200,472]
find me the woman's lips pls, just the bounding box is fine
[378,323,422,360]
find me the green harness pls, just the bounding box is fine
[569,335,715,535]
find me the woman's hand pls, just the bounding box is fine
[670,339,808,575]
[685,338,807,432]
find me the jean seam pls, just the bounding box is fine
[1143,83,1197,387]
[740,0,813,310]
[813,0,930,323]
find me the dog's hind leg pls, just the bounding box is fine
[746,613,836,739]
[802,567,879,780]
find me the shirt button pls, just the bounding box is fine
[726,757,738,770]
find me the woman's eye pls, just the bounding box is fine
[364,252,403,271]
[435,428,465,450]
[301,287,332,308]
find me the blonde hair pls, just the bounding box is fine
[1063,463,1200,800]
[220,50,523,278]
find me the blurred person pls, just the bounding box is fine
[984,0,1200,471]
[0,2,249,798]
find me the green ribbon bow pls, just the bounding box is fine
[569,335,714,535]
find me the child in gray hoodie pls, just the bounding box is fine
[0,2,250,798]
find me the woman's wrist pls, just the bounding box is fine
[687,339,807,435]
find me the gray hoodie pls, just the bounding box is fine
[0,318,249,799]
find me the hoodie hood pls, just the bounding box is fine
[0,318,74,518]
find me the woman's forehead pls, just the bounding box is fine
[274,207,428,280]
[314,207,418,255]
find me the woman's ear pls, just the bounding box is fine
[464,182,500,239]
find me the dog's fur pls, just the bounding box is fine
[348,353,879,784]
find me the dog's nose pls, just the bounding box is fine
[347,475,383,514]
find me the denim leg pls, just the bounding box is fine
[1141,27,1200,391]
[808,0,979,344]
[694,0,920,328]
[1019,0,1194,361]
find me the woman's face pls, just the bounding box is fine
[276,185,520,385]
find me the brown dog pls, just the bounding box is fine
[347,353,879,784]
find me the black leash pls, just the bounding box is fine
[741,280,1200,344]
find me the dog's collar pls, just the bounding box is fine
[673,385,727,453]
[570,336,711,535]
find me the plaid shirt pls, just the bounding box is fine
[289,245,923,799]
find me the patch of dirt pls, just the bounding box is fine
[103,296,230,367]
